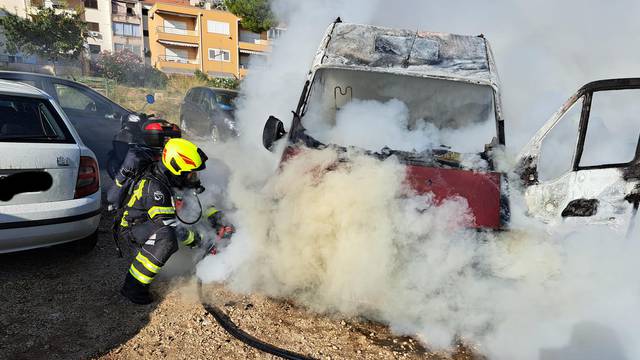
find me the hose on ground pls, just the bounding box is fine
[197,279,316,360]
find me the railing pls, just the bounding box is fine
[157,26,198,37]
[239,38,269,46]
[157,55,199,65]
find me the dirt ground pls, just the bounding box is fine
[0,209,481,360]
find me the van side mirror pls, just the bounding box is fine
[262,115,287,151]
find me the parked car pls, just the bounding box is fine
[179,87,238,142]
[263,21,640,231]
[0,80,101,254]
[0,71,137,168]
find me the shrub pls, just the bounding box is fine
[94,50,167,88]
[191,70,239,90]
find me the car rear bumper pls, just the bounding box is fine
[0,192,101,253]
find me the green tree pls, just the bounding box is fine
[224,0,275,33]
[0,7,88,74]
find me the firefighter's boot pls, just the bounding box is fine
[120,272,153,305]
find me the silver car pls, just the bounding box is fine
[0,80,101,253]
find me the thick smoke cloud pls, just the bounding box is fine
[195,1,640,359]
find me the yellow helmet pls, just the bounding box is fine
[162,138,207,175]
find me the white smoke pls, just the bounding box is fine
[194,1,640,359]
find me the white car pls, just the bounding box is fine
[0,80,101,253]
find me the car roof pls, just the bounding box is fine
[313,22,498,87]
[0,79,49,98]
[0,70,133,113]
[193,86,238,95]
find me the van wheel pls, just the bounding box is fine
[210,124,219,143]
[63,230,98,254]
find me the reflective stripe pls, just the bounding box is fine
[120,210,129,227]
[135,252,160,273]
[129,265,153,284]
[127,179,147,208]
[148,206,176,219]
[206,207,219,218]
[115,179,123,188]
[181,230,195,246]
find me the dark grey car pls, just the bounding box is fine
[0,71,134,168]
[179,87,238,142]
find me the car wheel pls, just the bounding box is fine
[62,230,98,255]
[210,124,219,143]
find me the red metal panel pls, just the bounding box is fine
[405,166,502,229]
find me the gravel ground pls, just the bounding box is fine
[0,209,481,360]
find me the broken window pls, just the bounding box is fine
[579,89,640,167]
[537,96,583,181]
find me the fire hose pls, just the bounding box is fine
[196,233,315,360]
[197,279,315,360]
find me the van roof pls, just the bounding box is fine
[312,22,499,87]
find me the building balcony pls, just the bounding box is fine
[156,55,199,74]
[112,13,141,24]
[156,26,199,45]
[238,39,270,53]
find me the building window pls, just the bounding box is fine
[87,22,100,32]
[114,43,141,55]
[207,20,229,35]
[143,30,149,37]
[113,22,141,37]
[84,0,98,9]
[142,8,148,16]
[89,44,101,54]
[126,3,135,16]
[208,48,230,62]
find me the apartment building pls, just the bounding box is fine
[0,0,144,64]
[147,2,271,79]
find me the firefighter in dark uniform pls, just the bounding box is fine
[119,138,208,304]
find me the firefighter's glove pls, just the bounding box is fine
[217,225,235,240]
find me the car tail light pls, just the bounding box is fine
[75,156,100,198]
[144,122,163,131]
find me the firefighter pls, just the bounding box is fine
[119,138,208,305]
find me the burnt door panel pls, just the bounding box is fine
[524,85,640,229]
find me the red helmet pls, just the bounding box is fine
[142,119,181,148]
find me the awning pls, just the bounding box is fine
[239,49,268,55]
[155,10,198,18]
[158,40,199,48]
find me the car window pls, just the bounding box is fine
[0,77,43,91]
[0,95,73,143]
[54,83,98,111]
[537,96,583,181]
[202,91,214,110]
[579,89,640,167]
[214,92,235,110]
[191,89,202,105]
